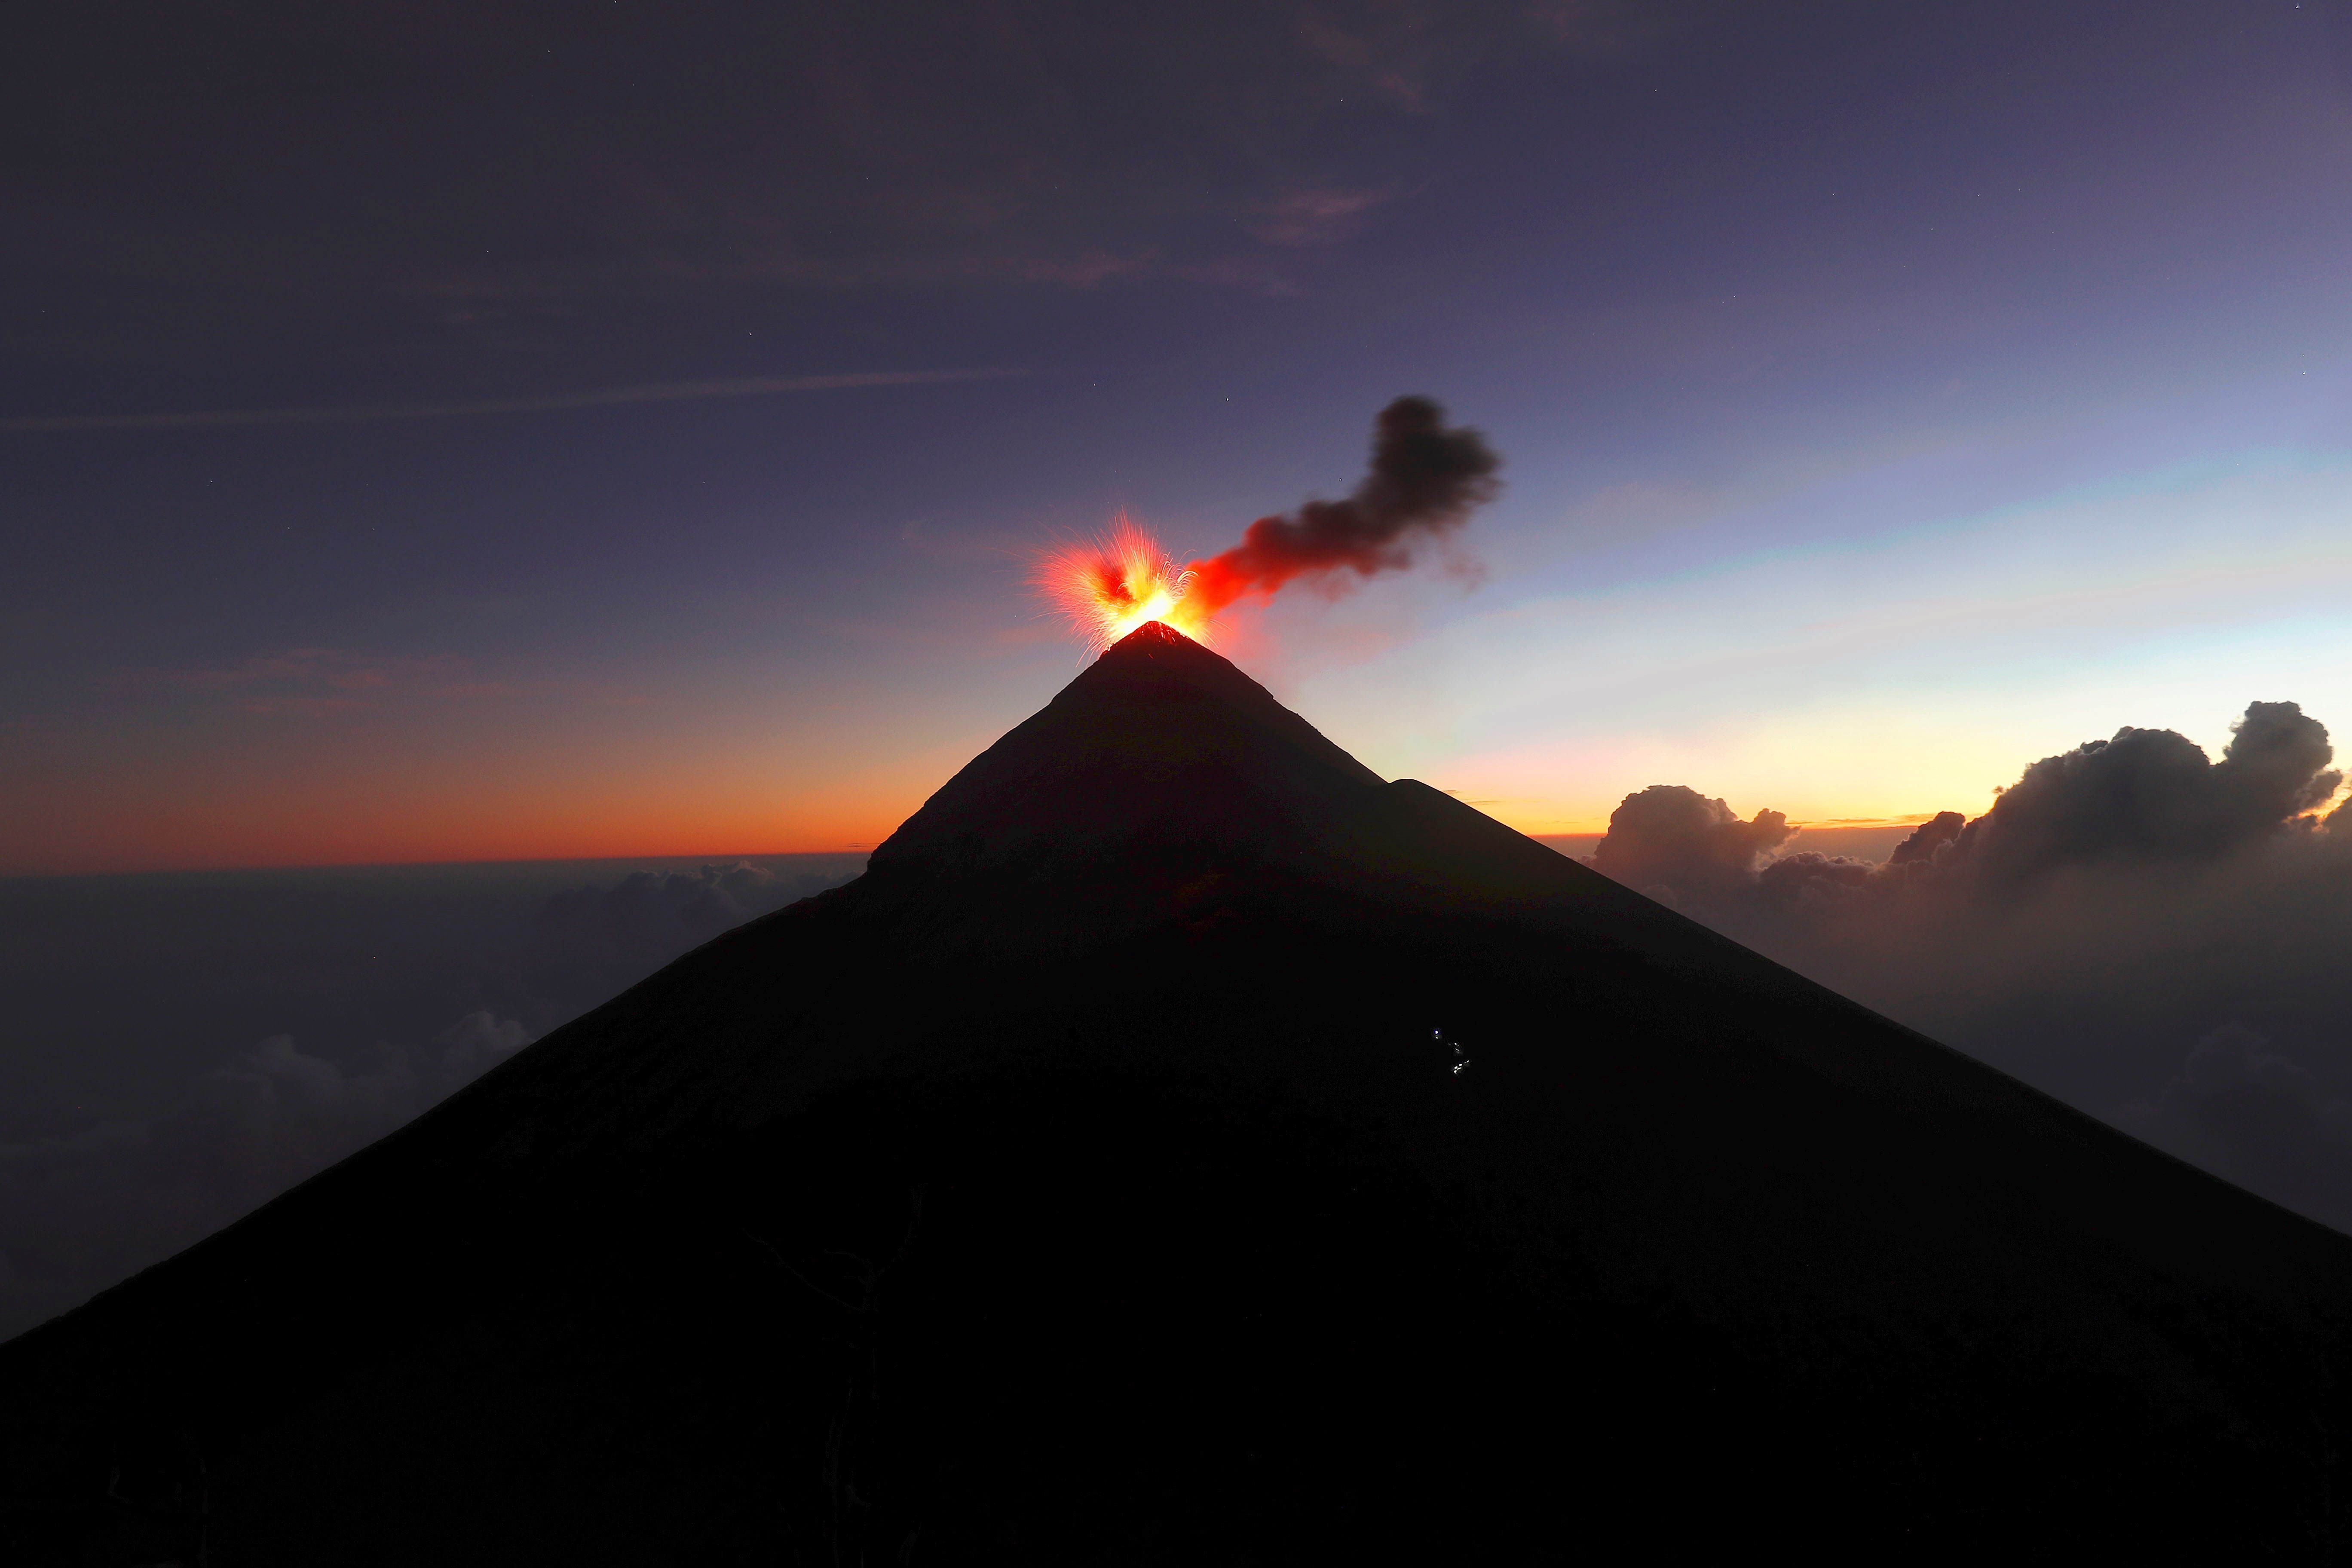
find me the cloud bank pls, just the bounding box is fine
[1584,699,2352,1231]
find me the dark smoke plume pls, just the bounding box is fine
[1185,396,1501,615]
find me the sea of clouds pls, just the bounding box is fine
[0,855,862,1340]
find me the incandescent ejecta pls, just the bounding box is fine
[1036,395,1500,650]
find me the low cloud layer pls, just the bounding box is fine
[0,856,859,1341]
[0,1012,533,1335]
[533,861,825,964]
[0,1020,534,1335]
[1585,700,2352,1231]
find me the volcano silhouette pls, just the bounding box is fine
[10,622,2352,1562]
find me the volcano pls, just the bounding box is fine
[9,622,2352,1562]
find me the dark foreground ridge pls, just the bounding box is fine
[9,621,2352,1562]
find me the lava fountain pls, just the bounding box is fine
[1035,514,1216,651]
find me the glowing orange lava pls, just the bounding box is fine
[1034,514,1215,651]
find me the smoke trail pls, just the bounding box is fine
[1184,396,1501,615]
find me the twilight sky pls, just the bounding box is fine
[7,0,2351,873]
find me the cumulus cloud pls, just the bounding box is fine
[1939,700,2340,881]
[1588,785,1792,906]
[1582,700,2352,1231]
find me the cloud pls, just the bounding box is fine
[2115,1025,2352,1233]
[1294,6,1456,112]
[132,647,649,720]
[1,0,1558,330]
[1580,699,2352,1231]
[148,648,466,717]
[0,1012,531,1341]
[1248,188,1395,247]
[1943,700,2341,881]
[156,1015,532,1185]
[1524,0,1694,60]
[0,370,1027,432]
[0,855,862,1343]
[532,861,843,966]
[1588,784,1792,905]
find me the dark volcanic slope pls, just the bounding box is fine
[10,622,2352,1565]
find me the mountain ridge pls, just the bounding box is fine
[7,622,2352,1563]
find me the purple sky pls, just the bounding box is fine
[6,0,2349,869]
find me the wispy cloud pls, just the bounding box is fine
[129,649,647,719]
[1248,188,1397,248]
[144,649,466,717]
[0,368,1026,433]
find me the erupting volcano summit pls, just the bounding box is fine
[1033,394,1502,652]
[9,624,2352,1563]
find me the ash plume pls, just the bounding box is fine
[1185,396,1501,615]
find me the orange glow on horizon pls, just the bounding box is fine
[5,728,1982,876]
[1034,514,1216,651]
[1,754,942,875]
